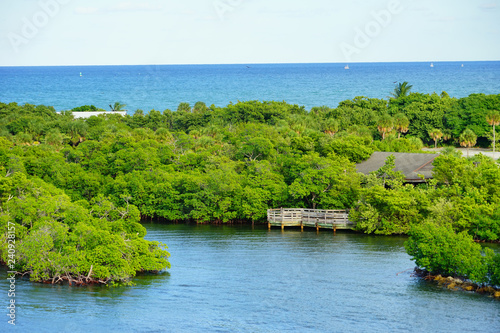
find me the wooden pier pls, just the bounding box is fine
[267,208,354,232]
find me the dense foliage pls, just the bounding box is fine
[406,222,499,285]
[0,89,499,285]
[0,169,169,285]
[0,134,170,284]
[71,105,105,112]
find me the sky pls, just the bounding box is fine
[0,0,499,66]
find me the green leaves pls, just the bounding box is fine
[352,184,422,235]
[459,128,477,151]
[377,115,394,140]
[447,94,500,139]
[0,173,170,285]
[390,81,413,99]
[111,102,126,111]
[288,153,360,209]
[405,222,496,284]
[393,113,409,138]
[321,135,374,163]
[428,128,443,148]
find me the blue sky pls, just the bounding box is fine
[0,0,499,66]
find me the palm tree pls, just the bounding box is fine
[45,129,64,147]
[442,129,452,142]
[67,120,88,146]
[291,123,306,135]
[459,129,477,158]
[177,102,191,112]
[193,101,208,114]
[110,102,126,111]
[377,115,394,140]
[486,111,500,159]
[394,113,409,138]
[390,81,413,99]
[323,118,339,136]
[428,128,443,149]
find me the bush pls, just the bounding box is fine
[405,222,494,284]
[71,105,104,112]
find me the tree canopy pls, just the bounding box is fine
[1,90,500,286]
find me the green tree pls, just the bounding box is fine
[428,128,443,148]
[110,102,126,111]
[405,222,493,283]
[193,101,208,114]
[177,102,191,113]
[66,120,88,147]
[459,129,477,158]
[323,118,339,136]
[236,137,273,161]
[350,155,423,235]
[288,154,360,209]
[72,105,103,111]
[388,92,453,142]
[377,115,394,140]
[486,110,500,158]
[44,129,64,147]
[442,129,452,142]
[445,94,500,143]
[394,113,409,138]
[0,173,170,285]
[390,81,413,99]
[321,135,373,163]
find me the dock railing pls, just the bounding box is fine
[267,208,355,231]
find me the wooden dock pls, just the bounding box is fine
[267,208,355,232]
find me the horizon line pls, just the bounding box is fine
[1,60,499,68]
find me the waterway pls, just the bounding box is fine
[1,223,499,332]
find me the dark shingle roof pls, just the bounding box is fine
[356,152,440,181]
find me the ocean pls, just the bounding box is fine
[0,61,499,113]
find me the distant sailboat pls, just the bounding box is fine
[344,64,349,70]
[80,72,82,77]
[461,64,464,67]
[430,63,434,68]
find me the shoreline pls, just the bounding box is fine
[413,268,500,298]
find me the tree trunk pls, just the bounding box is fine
[494,124,496,159]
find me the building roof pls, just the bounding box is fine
[356,152,440,182]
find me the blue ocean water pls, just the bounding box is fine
[0,61,499,113]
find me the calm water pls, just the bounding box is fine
[1,223,498,332]
[1,62,499,112]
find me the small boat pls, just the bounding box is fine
[430,63,434,68]
[80,72,82,77]
[344,64,349,70]
[461,64,464,67]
